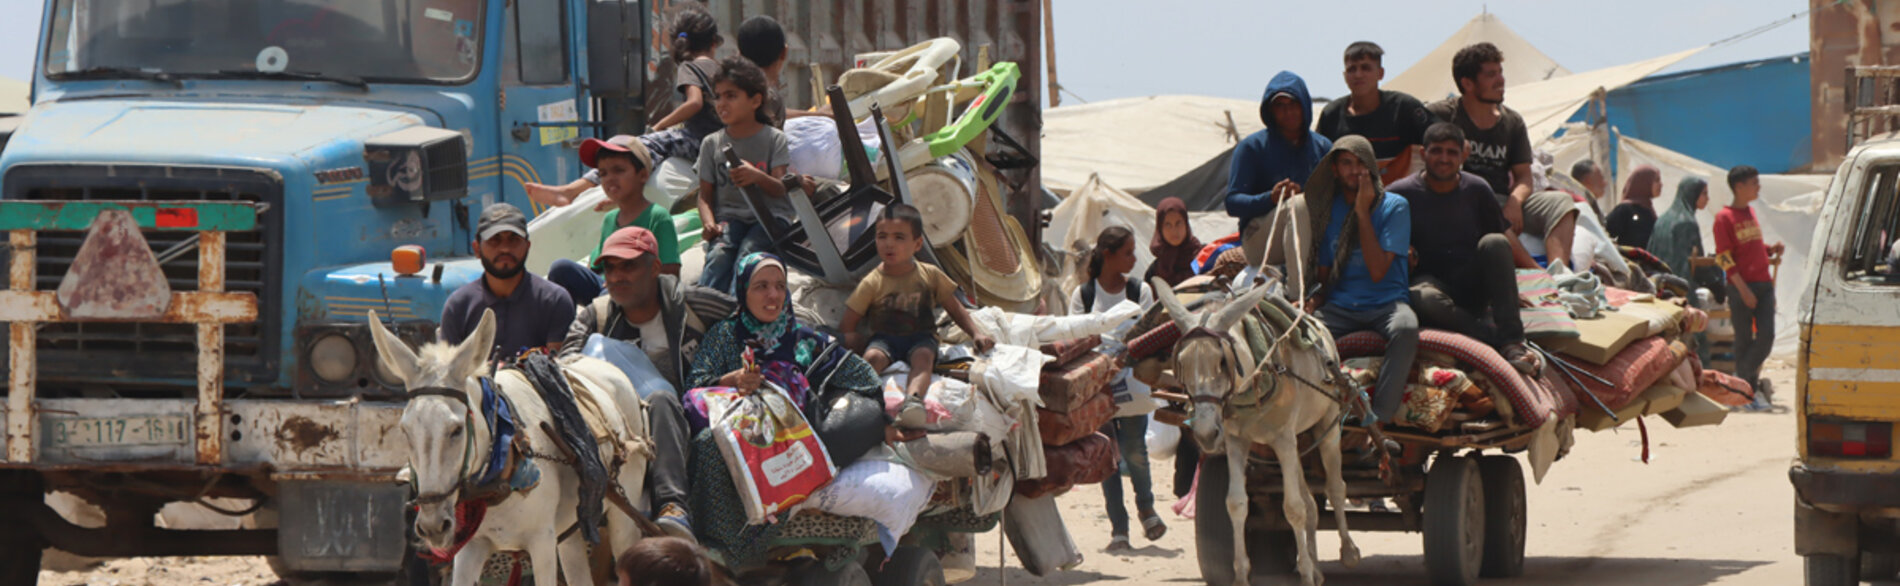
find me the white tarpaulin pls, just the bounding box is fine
[1040,95,1262,196]
[1545,133,1829,357]
[1043,173,1160,295]
[0,76,27,114]
[1386,12,1572,104]
[1509,47,1705,146]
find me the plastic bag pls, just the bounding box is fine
[703,382,838,525]
[785,116,845,181]
[798,458,935,553]
[582,334,676,400]
[645,156,698,211]
[976,345,1052,407]
[1145,402,1179,461]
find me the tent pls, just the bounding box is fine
[1508,47,1704,147]
[1543,131,1827,357]
[0,77,27,114]
[1040,95,1262,197]
[1385,12,1571,104]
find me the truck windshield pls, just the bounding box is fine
[43,0,485,84]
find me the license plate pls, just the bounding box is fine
[46,416,190,448]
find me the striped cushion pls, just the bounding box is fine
[1518,269,1579,339]
[1566,338,1689,411]
[1338,329,1566,429]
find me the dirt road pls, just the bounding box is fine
[40,363,1802,586]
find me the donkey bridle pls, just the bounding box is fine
[408,386,484,507]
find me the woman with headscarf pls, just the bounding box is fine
[684,253,897,562]
[1649,177,1710,280]
[1605,165,1662,249]
[1649,176,1715,363]
[686,253,888,446]
[1144,197,1202,287]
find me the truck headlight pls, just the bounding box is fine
[308,334,359,383]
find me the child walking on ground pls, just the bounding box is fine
[695,59,792,294]
[1715,165,1782,410]
[842,204,996,425]
[1070,225,1167,550]
[525,5,725,206]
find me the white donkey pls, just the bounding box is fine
[369,309,655,586]
[1154,278,1360,586]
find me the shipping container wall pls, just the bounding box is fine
[643,0,1044,233]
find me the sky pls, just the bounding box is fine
[1043,0,1809,105]
[0,0,1808,104]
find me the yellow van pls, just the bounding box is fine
[1792,122,1900,584]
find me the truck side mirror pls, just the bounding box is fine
[587,0,642,99]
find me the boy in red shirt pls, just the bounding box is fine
[1713,165,1783,408]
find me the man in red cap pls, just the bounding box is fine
[559,226,734,541]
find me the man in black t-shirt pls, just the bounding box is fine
[1387,123,1541,375]
[1316,41,1434,186]
[1425,42,1534,227]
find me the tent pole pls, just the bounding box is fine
[1043,0,1059,108]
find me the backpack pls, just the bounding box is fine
[1080,278,1143,311]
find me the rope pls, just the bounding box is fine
[1705,10,1808,49]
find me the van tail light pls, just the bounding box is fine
[1810,419,1894,458]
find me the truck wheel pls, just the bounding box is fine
[1478,455,1526,578]
[871,546,944,586]
[0,471,43,585]
[1193,453,1294,585]
[1423,455,1484,586]
[1864,551,1898,582]
[1806,554,1859,585]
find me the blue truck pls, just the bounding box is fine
[0,0,1042,583]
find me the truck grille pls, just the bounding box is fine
[1,165,282,396]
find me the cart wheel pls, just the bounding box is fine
[1478,455,1526,578]
[1806,554,1860,586]
[791,558,874,586]
[871,546,944,586]
[1193,454,1295,585]
[1423,455,1484,586]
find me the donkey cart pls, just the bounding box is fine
[1185,421,1536,586]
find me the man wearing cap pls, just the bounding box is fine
[546,135,685,305]
[558,226,735,540]
[439,203,577,359]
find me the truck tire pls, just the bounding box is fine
[1423,455,1484,586]
[1864,551,1898,582]
[871,546,944,586]
[1478,455,1527,578]
[1806,554,1859,585]
[0,471,43,585]
[1193,453,1294,585]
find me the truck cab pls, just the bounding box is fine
[1792,66,1900,585]
[0,0,647,579]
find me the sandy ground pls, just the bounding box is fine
[40,362,1803,586]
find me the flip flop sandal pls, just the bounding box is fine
[1105,535,1132,551]
[1141,513,1168,541]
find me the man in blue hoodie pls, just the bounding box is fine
[1224,71,1333,233]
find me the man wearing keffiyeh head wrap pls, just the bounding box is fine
[1280,135,1419,427]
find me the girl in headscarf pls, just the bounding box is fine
[1144,197,1202,287]
[1606,165,1662,249]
